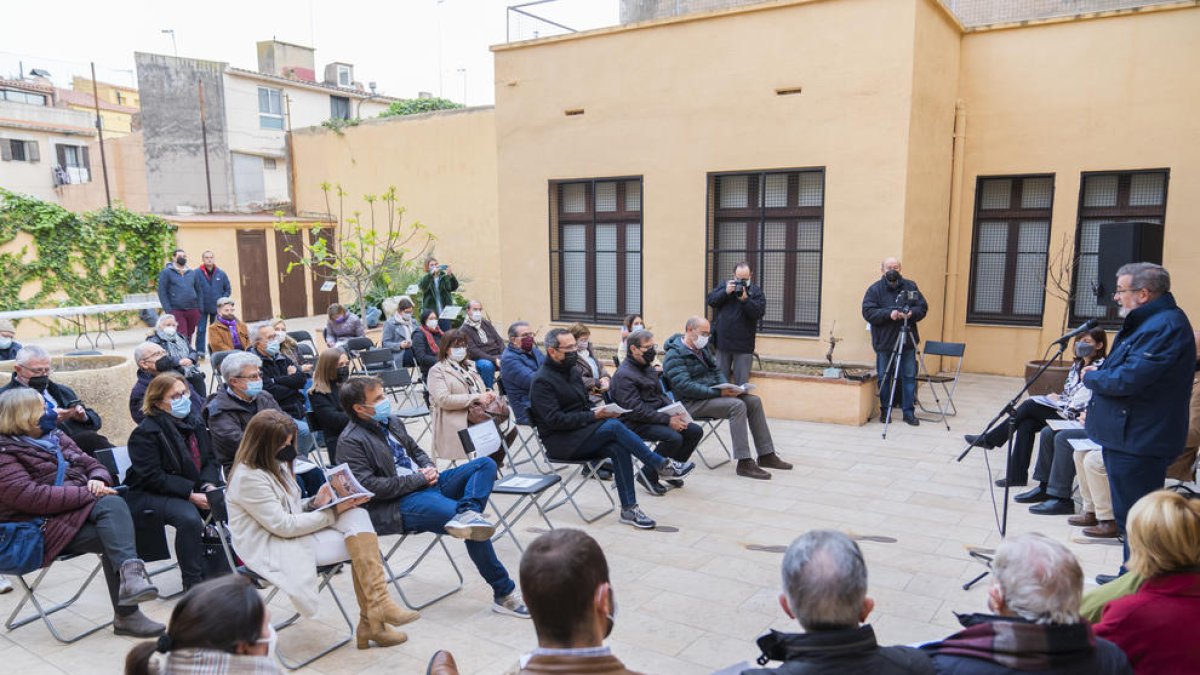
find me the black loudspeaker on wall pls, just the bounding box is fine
[1094,221,1165,300]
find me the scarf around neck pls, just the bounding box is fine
[216,316,243,349]
[461,313,488,342]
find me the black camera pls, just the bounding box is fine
[730,279,750,289]
[895,290,920,314]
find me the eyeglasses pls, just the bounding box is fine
[20,366,52,376]
[235,372,263,381]
[1113,287,1140,296]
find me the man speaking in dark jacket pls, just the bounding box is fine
[706,262,766,386]
[862,257,928,426]
[1084,262,1194,581]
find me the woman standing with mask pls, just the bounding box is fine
[310,349,352,464]
[417,258,459,331]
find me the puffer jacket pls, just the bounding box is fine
[661,333,725,402]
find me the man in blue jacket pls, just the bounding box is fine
[499,321,544,426]
[706,262,766,386]
[195,250,232,358]
[1084,262,1195,582]
[156,249,205,351]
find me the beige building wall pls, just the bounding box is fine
[56,132,149,213]
[290,108,503,316]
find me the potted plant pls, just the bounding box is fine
[1024,234,1078,395]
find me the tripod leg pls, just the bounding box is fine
[881,330,905,439]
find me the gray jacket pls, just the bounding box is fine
[337,416,434,535]
[156,264,204,312]
[204,387,284,472]
[381,315,415,352]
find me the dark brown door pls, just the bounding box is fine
[236,230,273,321]
[309,226,339,315]
[274,230,309,319]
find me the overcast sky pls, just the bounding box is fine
[0,0,617,106]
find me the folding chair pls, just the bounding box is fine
[378,367,421,408]
[488,473,561,553]
[4,553,113,643]
[693,417,733,469]
[287,330,320,354]
[359,348,396,374]
[381,532,464,610]
[527,409,617,523]
[394,404,432,445]
[343,337,375,366]
[295,342,317,367]
[209,350,237,395]
[917,340,966,419]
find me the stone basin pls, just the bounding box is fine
[0,354,138,445]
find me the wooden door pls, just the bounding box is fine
[236,230,274,321]
[274,230,309,318]
[309,226,339,315]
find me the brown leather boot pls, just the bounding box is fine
[350,567,407,649]
[1068,511,1098,527]
[736,459,771,480]
[1082,520,1119,539]
[757,453,793,470]
[344,533,421,629]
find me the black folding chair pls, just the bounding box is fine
[360,348,397,374]
[295,342,317,366]
[917,340,966,420]
[287,330,319,354]
[527,407,616,524]
[209,350,238,395]
[378,367,421,408]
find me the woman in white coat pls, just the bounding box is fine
[225,409,419,650]
[426,329,500,461]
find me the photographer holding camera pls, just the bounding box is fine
[706,262,767,386]
[862,257,928,426]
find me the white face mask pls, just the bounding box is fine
[469,311,482,322]
[694,335,709,349]
[160,327,177,338]
[577,339,589,352]
[256,624,278,658]
[450,347,468,362]
[426,319,439,330]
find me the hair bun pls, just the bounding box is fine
[155,634,173,653]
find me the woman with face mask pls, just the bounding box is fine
[309,349,353,464]
[225,410,419,649]
[149,315,207,397]
[125,372,223,593]
[567,323,611,406]
[322,303,366,349]
[426,330,503,462]
[381,297,418,369]
[417,258,459,331]
[616,314,645,364]
[124,575,282,675]
[411,308,443,385]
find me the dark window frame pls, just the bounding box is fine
[1068,168,1170,329]
[330,95,351,120]
[705,167,826,337]
[548,176,643,326]
[965,174,1056,326]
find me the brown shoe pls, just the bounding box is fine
[427,650,460,675]
[1082,520,1119,539]
[757,453,793,471]
[736,459,771,480]
[1068,511,1098,527]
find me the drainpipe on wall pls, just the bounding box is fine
[285,94,296,215]
[940,99,967,344]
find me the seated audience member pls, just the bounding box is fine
[381,297,417,369]
[225,410,419,648]
[745,530,933,674]
[1093,490,1200,674]
[1020,425,1090,516]
[131,342,204,424]
[323,302,365,348]
[517,529,640,674]
[272,319,308,368]
[0,345,114,455]
[610,329,701,496]
[615,314,644,365]
[922,533,1131,674]
[249,321,316,455]
[205,351,286,472]
[567,323,611,406]
[0,318,22,361]
[500,321,544,426]
[0,388,163,637]
[531,328,694,530]
[125,372,222,593]
[207,297,249,355]
[1165,329,1200,482]
[427,330,507,463]
[124,575,281,675]
[412,308,444,384]
[337,376,530,617]
[965,328,1107,487]
[461,300,506,389]
[310,348,351,463]
[662,316,791,480]
[148,313,207,397]
[1076,446,1119,538]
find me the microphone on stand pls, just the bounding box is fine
[1053,319,1099,346]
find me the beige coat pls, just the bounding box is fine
[226,466,336,617]
[427,359,487,460]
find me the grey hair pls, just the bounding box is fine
[1117,262,1170,297]
[220,351,262,380]
[684,316,707,332]
[249,321,274,341]
[155,313,177,329]
[14,345,49,366]
[133,342,164,363]
[544,328,570,350]
[781,530,867,631]
[508,321,529,339]
[216,296,235,308]
[626,329,653,350]
[992,533,1082,625]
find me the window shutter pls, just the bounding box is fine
[56,144,67,168]
[27,141,39,163]
[1,141,11,162]
[81,146,91,172]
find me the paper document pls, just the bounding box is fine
[714,383,756,393]
[405,284,420,296]
[656,401,694,423]
[1030,394,1063,409]
[1046,419,1083,431]
[462,421,502,456]
[593,402,631,415]
[315,464,374,510]
[319,281,336,292]
[1068,438,1102,452]
[293,456,319,474]
[497,475,543,490]
[439,305,462,320]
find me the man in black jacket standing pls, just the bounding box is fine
[609,329,702,495]
[707,262,766,386]
[862,257,928,426]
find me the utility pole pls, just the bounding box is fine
[198,81,213,213]
[89,62,111,208]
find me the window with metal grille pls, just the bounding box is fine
[258,87,284,130]
[1070,169,1169,327]
[965,175,1055,325]
[705,169,825,336]
[549,178,642,324]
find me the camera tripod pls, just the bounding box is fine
[880,313,950,439]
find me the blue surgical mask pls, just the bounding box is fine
[265,341,280,356]
[245,380,263,398]
[0,337,12,350]
[169,396,192,419]
[37,409,58,435]
[371,399,392,422]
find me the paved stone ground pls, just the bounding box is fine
[0,326,1127,673]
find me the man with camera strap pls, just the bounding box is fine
[862,257,928,427]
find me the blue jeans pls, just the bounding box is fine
[197,312,216,355]
[559,419,668,508]
[475,359,497,388]
[876,348,916,416]
[1102,449,1172,567]
[294,417,317,456]
[398,457,514,599]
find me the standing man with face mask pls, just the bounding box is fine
[195,250,232,358]
[862,257,928,427]
[706,262,767,386]
[156,248,205,351]
[1083,262,1195,585]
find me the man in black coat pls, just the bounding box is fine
[609,329,701,496]
[130,342,205,424]
[0,344,113,455]
[861,257,928,426]
[745,530,934,675]
[248,321,316,455]
[195,250,232,358]
[706,262,766,386]
[530,328,695,530]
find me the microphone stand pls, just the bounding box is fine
[956,339,1069,590]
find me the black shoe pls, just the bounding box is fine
[1029,497,1075,515]
[964,434,994,449]
[994,477,1028,488]
[1096,573,1120,586]
[1014,485,1050,503]
[594,466,614,481]
[903,414,919,426]
[664,479,685,489]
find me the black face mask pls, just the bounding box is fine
[639,346,657,363]
[176,256,187,266]
[26,375,50,393]
[154,355,175,373]
[275,442,298,463]
[336,366,350,382]
[561,352,580,370]
[884,269,901,284]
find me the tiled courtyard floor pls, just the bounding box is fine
[1,330,1126,673]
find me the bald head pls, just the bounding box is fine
[683,316,710,349]
[881,257,900,273]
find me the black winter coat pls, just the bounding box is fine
[310,385,350,463]
[861,276,928,353]
[744,626,934,675]
[707,281,766,353]
[529,358,603,455]
[0,374,103,439]
[254,348,307,419]
[609,355,672,426]
[204,387,284,472]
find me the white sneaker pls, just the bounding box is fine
[445,510,497,541]
[492,591,531,619]
[0,577,12,594]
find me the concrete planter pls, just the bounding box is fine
[0,354,138,445]
[748,370,877,426]
[1024,359,1071,397]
